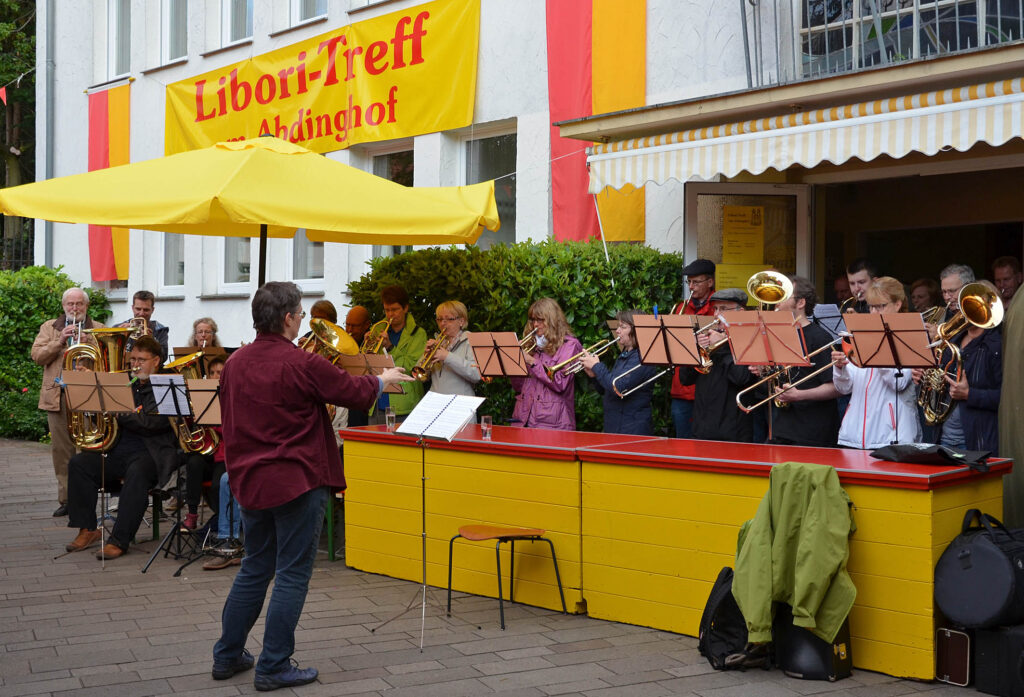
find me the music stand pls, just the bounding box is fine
[60,371,135,567]
[813,304,847,341]
[469,332,529,381]
[612,315,701,398]
[337,353,406,394]
[142,375,204,573]
[843,312,934,444]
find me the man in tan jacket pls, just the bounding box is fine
[31,287,104,517]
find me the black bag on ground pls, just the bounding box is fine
[698,567,748,670]
[934,509,1024,628]
[772,603,852,681]
[975,625,1024,697]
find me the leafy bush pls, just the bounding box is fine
[0,266,110,440]
[348,240,685,433]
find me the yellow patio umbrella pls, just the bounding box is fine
[0,137,500,285]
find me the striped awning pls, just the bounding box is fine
[587,78,1024,192]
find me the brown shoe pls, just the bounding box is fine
[203,555,242,571]
[95,543,126,560]
[65,529,102,552]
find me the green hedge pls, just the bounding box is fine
[348,240,685,433]
[0,266,110,441]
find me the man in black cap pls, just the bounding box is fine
[671,259,717,438]
[677,288,755,442]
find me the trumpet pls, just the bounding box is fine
[693,318,729,374]
[735,336,848,413]
[544,337,620,378]
[411,332,452,381]
[361,319,391,354]
[839,291,862,314]
[519,329,538,354]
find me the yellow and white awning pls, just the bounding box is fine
[587,78,1024,192]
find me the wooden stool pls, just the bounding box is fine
[447,524,567,630]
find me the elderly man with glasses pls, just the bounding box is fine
[670,259,718,438]
[210,282,412,692]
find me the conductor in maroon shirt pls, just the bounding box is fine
[211,282,412,691]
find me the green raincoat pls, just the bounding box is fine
[732,461,856,644]
[1000,296,1024,528]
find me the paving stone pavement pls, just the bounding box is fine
[0,438,967,696]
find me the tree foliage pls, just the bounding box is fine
[348,240,685,433]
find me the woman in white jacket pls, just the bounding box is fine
[831,277,922,449]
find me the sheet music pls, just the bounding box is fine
[397,391,485,441]
[813,304,847,340]
[149,374,192,416]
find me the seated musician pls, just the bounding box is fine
[832,277,922,449]
[425,300,480,396]
[581,310,657,435]
[188,317,221,348]
[64,336,180,559]
[677,289,755,442]
[756,276,841,447]
[510,298,583,431]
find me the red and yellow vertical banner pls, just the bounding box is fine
[87,84,131,281]
[546,0,645,243]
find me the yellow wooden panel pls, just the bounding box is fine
[428,448,579,478]
[847,540,934,582]
[848,508,933,545]
[343,480,421,511]
[428,490,579,533]
[849,636,934,679]
[584,511,742,556]
[848,572,933,616]
[932,478,1003,513]
[345,457,421,485]
[346,501,421,532]
[585,480,760,525]
[584,564,710,614]
[849,605,934,650]
[583,461,769,497]
[585,589,701,636]
[583,536,732,583]
[428,463,579,507]
[344,441,424,464]
[843,484,934,515]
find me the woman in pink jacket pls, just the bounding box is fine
[510,298,582,430]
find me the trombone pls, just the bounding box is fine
[734,336,848,413]
[544,337,620,378]
[613,319,725,397]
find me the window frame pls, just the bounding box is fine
[161,232,187,294]
[221,0,254,47]
[161,0,188,64]
[367,143,415,259]
[290,228,326,291]
[218,236,254,293]
[290,0,327,25]
[107,0,132,79]
[459,125,517,249]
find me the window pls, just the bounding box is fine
[222,0,253,45]
[293,229,324,281]
[223,237,251,285]
[108,0,131,78]
[162,0,188,63]
[163,233,185,287]
[800,0,1017,77]
[372,150,414,258]
[465,133,516,250]
[291,0,326,24]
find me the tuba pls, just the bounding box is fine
[64,328,133,452]
[360,319,391,354]
[411,332,452,381]
[164,352,220,455]
[918,281,1003,425]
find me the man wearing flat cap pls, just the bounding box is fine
[677,288,755,442]
[670,259,717,438]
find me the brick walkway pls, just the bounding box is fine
[0,438,963,696]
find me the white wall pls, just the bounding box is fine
[37,0,748,348]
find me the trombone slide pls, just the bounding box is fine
[734,336,847,413]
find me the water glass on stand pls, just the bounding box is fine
[480,414,492,440]
[385,407,396,432]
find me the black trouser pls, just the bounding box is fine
[185,453,216,514]
[67,443,158,550]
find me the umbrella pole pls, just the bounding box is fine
[257,223,267,288]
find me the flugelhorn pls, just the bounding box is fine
[544,337,620,378]
[519,328,538,354]
[411,332,452,381]
[361,319,391,354]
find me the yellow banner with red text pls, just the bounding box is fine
[165,0,479,155]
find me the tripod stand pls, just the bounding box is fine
[142,464,202,573]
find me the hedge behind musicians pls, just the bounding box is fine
[211,281,412,690]
[371,285,427,425]
[63,336,179,560]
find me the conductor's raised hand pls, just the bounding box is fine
[380,366,415,389]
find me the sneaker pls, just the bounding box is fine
[212,648,254,680]
[182,512,198,530]
[253,661,318,692]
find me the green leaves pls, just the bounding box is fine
[348,241,684,434]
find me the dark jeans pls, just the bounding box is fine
[66,443,158,550]
[671,398,694,438]
[213,486,327,675]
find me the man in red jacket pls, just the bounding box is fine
[211,282,412,691]
[671,259,717,438]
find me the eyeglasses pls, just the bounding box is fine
[529,316,545,323]
[435,316,459,323]
[292,310,307,319]
[128,356,157,364]
[687,277,713,286]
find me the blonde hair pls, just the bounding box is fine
[189,317,222,347]
[525,298,572,355]
[435,300,468,328]
[864,276,907,312]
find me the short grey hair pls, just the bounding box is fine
[939,264,975,285]
[61,287,88,304]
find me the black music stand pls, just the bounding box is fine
[470,332,529,382]
[612,315,701,397]
[60,371,135,567]
[142,374,203,573]
[843,312,934,445]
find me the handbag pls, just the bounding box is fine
[934,509,1024,629]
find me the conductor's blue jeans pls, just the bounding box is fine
[213,486,327,675]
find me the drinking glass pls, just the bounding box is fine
[480,414,492,440]
[385,407,396,432]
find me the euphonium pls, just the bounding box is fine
[300,318,360,364]
[64,327,133,452]
[164,351,220,455]
[411,332,452,381]
[361,319,391,354]
[918,281,1003,425]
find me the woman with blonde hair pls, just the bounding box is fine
[832,277,921,448]
[510,298,583,430]
[188,317,221,348]
[423,300,480,397]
